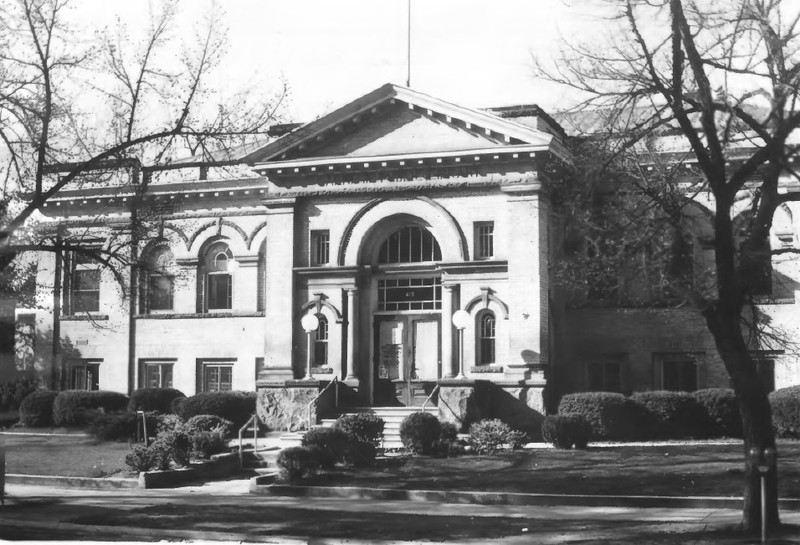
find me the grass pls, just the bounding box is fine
[302,441,800,498]
[1,433,133,478]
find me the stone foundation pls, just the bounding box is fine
[256,380,330,432]
[437,380,488,431]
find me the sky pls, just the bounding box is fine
[77,0,606,123]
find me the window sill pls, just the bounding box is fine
[61,314,109,321]
[311,366,334,374]
[135,311,265,319]
[469,365,504,374]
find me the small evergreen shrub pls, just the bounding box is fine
[125,443,156,473]
[770,386,800,439]
[153,428,192,467]
[557,392,652,441]
[693,388,742,438]
[276,446,318,482]
[541,414,591,449]
[344,441,377,468]
[184,414,234,438]
[334,413,385,447]
[177,391,256,428]
[88,411,160,442]
[399,412,441,455]
[468,419,527,454]
[128,388,186,414]
[191,430,229,459]
[0,375,38,411]
[302,427,350,469]
[19,390,58,427]
[52,390,130,427]
[170,396,186,415]
[156,413,184,435]
[631,391,707,439]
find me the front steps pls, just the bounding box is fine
[317,405,439,450]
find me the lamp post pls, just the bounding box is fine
[747,446,778,544]
[452,309,470,380]
[301,314,320,380]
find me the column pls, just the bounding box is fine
[263,198,296,373]
[441,284,456,378]
[345,288,358,380]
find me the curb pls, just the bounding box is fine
[5,474,138,489]
[251,483,800,511]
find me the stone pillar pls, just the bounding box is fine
[262,198,296,378]
[441,284,455,378]
[345,288,358,380]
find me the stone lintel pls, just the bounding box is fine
[437,379,477,387]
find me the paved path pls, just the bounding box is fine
[3,479,800,543]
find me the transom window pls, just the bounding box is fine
[477,312,496,365]
[378,226,441,264]
[378,277,441,311]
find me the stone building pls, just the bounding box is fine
[14,83,800,431]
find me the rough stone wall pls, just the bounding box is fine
[256,385,320,432]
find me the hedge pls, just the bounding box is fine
[52,390,130,427]
[128,388,186,414]
[0,375,39,412]
[541,414,590,449]
[693,388,741,438]
[770,385,800,439]
[88,411,160,442]
[631,391,707,439]
[19,390,58,427]
[176,391,256,429]
[557,392,652,441]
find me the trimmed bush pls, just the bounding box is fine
[344,441,377,468]
[177,391,256,428]
[770,385,800,439]
[276,446,318,482]
[557,392,652,441]
[88,411,160,442]
[153,428,192,467]
[156,413,184,435]
[693,388,742,438]
[128,388,186,414]
[541,414,591,449]
[334,413,385,447]
[631,391,707,439]
[302,427,350,469]
[125,443,156,473]
[0,375,38,412]
[52,390,130,427]
[191,430,229,459]
[19,390,58,427]
[399,412,441,455]
[184,414,234,438]
[468,419,527,454]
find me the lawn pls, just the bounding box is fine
[1,433,133,478]
[303,441,800,498]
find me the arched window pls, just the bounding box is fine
[314,316,328,366]
[378,226,442,264]
[202,241,234,311]
[142,246,174,313]
[477,312,496,365]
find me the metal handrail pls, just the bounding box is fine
[238,413,259,467]
[306,376,340,430]
[420,384,440,412]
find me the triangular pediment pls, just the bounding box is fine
[245,84,562,165]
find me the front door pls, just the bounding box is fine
[373,315,440,405]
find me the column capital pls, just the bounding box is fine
[442,283,457,292]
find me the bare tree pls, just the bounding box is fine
[537,0,800,532]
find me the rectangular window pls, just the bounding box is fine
[147,274,174,311]
[377,277,441,311]
[207,274,232,310]
[202,361,233,392]
[311,230,330,266]
[69,360,101,390]
[474,222,494,260]
[662,359,697,392]
[755,358,775,393]
[587,361,622,392]
[141,361,174,389]
[66,249,101,314]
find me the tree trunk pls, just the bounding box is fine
[705,308,780,533]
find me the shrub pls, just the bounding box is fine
[125,443,156,473]
[334,413,385,447]
[631,391,707,439]
[18,390,58,427]
[344,441,377,468]
[128,388,186,414]
[693,388,742,438]
[276,446,318,482]
[170,396,186,415]
[52,390,130,427]
[156,413,184,435]
[439,421,459,445]
[88,411,160,442]
[191,430,229,459]
[302,427,350,469]
[770,386,800,439]
[153,428,192,467]
[468,419,527,454]
[177,391,256,428]
[0,375,38,412]
[399,412,441,455]
[557,392,652,441]
[184,414,234,438]
[541,414,591,449]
